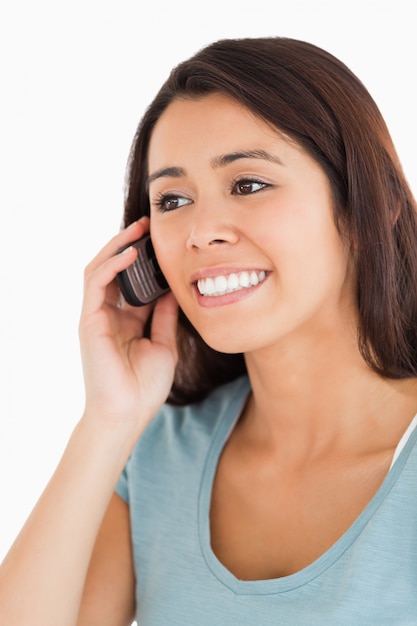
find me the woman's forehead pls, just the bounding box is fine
[147,93,301,172]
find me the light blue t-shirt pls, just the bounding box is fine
[116,376,417,625]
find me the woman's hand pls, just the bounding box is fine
[0,218,174,626]
[79,217,178,434]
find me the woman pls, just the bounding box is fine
[1,37,417,625]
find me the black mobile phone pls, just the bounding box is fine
[116,234,170,306]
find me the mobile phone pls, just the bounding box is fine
[117,234,170,306]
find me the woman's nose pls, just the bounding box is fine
[185,202,240,250]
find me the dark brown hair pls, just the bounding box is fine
[122,37,417,405]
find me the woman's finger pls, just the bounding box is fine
[150,292,179,356]
[81,245,138,319]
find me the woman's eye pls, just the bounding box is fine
[154,195,191,212]
[232,179,268,195]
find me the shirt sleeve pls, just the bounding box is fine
[115,464,129,503]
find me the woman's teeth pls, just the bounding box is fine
[197,270,266,296]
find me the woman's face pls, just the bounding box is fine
[147,93,355,354]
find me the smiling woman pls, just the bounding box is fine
[147,92,349,355]
[127,38,417,404]
[1,37,417,626]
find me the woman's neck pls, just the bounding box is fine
[242,332,417,464]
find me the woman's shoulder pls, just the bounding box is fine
[118,376,251,495]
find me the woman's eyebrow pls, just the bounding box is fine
[210,149,285,168]
[146,149,284,186]
[147,166,186,186]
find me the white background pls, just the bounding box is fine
[1,0,416,562]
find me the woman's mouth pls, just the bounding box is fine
[196,270,267,297]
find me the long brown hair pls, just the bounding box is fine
[122,37,417,405]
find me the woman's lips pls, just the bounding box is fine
[196,270,267,296]
[191,269,270,307]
